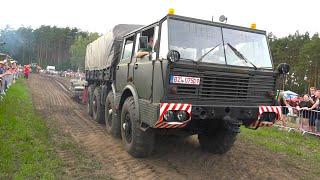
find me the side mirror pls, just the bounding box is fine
[139,36,148,50]
[277,63,290,74]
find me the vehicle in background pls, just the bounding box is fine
[70,75,87,100]
[46,66,56,75]
[84,14,289,158]
[59,71,66,77]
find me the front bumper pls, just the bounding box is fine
[153,103,281,129]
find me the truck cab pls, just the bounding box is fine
[86,14,288,158]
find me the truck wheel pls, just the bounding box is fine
[198,128,237,154]
[120,97,154,158]
[92,87,105,123]
[87,85,95,117]
[105,91,121,138]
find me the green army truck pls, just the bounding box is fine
[85,14,289,158]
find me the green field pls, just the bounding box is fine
[0,80,61,179]
[241,126,320,161]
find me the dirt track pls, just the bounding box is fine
[28,74,302,179]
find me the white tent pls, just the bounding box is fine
[283,90,298,99]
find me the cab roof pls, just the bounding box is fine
[123,14,267,38]
[168,14,266,34]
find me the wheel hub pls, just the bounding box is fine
[93,97,97,112]
[123,113,132,143]
[107,103,112,126]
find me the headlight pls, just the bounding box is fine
[164,110,190,122]
[167,50,180,63]
[177,111,188,121]
[164,111,174,122]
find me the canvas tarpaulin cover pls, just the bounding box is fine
[85,24,142,70]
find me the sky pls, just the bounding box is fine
[0,0,319,37]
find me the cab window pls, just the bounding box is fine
[122,36,134,60]
[141,27,155,52]
[135,26,158,60]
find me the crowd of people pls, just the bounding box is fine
[0,60,31,98]
[278,87,320,133]
[0,60,18,95]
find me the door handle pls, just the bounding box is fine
[134,64,138,69]
[116,66,119,70]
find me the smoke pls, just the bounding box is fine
[0,26,23,57]
[0,26,34,64]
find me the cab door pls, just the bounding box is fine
[115,35,135,92]
[133,26,158,100]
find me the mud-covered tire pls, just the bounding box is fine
[198,129,237,154]
[120,97,154,158]
[92,87,105,123]
[87,85,95,117]
[105,91,121,138]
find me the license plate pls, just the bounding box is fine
[170,75,200,85]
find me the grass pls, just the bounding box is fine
[0,79,61,179]
[0,78,111,179]
[240,126,320,165]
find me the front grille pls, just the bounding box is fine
[168,69,275,106]
[201,73,249,100]
[177,86,197,95]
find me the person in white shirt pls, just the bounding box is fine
[308,90,320,133]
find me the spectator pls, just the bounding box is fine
[0,61,5,75]
[11,61,17,83]
[296,94,313,131]
[0,61,11,93]
[278,91,289,127]
[308,90,320,133]
[309,87,317,104]
[0,61,4,94]
[24,65,30,79]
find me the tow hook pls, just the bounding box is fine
[223,115,241,133]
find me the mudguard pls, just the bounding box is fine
[119,83,140,119]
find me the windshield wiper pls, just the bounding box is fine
[227,43,258,70]
[197,44,220,63]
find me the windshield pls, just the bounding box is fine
[223,28,272,68]
[168,20,226,64]
[166,19,272,68]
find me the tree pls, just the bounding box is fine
[299,35,320,89]
[69,33,100,71]
[0,25,98,71]
[269,31,316,93]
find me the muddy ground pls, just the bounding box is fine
[28,74,305,179]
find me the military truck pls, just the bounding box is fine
[85,14,289,158]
